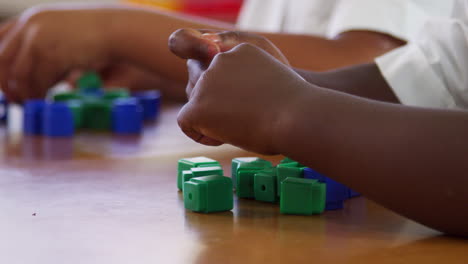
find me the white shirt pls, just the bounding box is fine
[376,0,468,109]
[238,0,465,109]
[237,0,454,41]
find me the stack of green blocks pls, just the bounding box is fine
[232,156,325,215]
[276,161,307,197]
[231,157,273,198]
[52,72,130,131]
[178,157,233,213]
[177,156,325,215]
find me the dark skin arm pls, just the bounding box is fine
[170,40,468,237]
[295,63,400,103]
[0,4,405,102]
[267,30,406,71]
[170,29,402,104]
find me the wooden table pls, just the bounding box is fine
[0,104,466,264]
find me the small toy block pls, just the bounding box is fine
[0,94,8,123]
[324,177,348,210]
[53,92,83,102]
[348,189,361,198]
[280,157,296,164]
[181,166,224,190]
[326,200,344,210]
[81,89,104,98]
[236,160,273,199]
[77,72,102,92]
[304,167,348,210]
[133,90,161,121]
[103,88,130,101]
[182,170,194,184]
[82,99,112,131]
[276,162,305,197]
[111,98,143,134]
[303,167,326,182]
[280,177,326,215]
[66,100,83,129]
[42,102,74,137]
[254,169,277,202]
[231,157,272,188]
[184,175,233,213]
[177,157,220,190]
[24,100,46,135]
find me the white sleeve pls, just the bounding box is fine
[375,1,468,109]
[236,0,286,32]
[327,0,455,41]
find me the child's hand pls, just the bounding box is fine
[176,44,309,154]
[169,28,290,98]
[0,6,110,102]
[169,28,290,65]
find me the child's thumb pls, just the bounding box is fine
[169,28,220,62]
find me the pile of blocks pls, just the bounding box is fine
[178,156,360,215]
[23,72,161,137]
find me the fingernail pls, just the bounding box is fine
[202,33,221,43]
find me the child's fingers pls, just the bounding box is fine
[177,102,223,146]
[169,28,220,61]
[0,26,25,102]
[201,31,290,65]
[185,59,207,98]
[33,59,70,99]
[9,29,37,101]
[0,19,17,41]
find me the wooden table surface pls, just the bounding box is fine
[0,104,466,264]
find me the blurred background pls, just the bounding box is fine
[0,0,244,22]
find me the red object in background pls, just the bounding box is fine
[181,0,244,23]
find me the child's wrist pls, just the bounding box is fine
[269,81,317,154]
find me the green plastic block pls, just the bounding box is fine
[66,100,83,129]
[53,92,83,102]
[280,157,296,164]
[103,88,130,101]
[280,177,326,215]
[177,157,220,190]
[231,157,272,189]
[277,162,305,197]
[82,99,112,131]
[181,166,223,190]
[184,175,233,213]
[236,160,273,199]
[77,72,102,91]
[254,169,277,202]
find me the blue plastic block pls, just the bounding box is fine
[42,102,75,137]
[303,167,326,182]
[133,90,161,121]
[348,189,361,198]
[304,167,348,211]
[24,99,46,135]
[111,98,143,134]
[0,94,7,123]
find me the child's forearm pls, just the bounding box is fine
[264,31,405,71]
[294,63,400,103]
[93,4,404,79]
[275,85,468,236]
[95,5,232,82]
